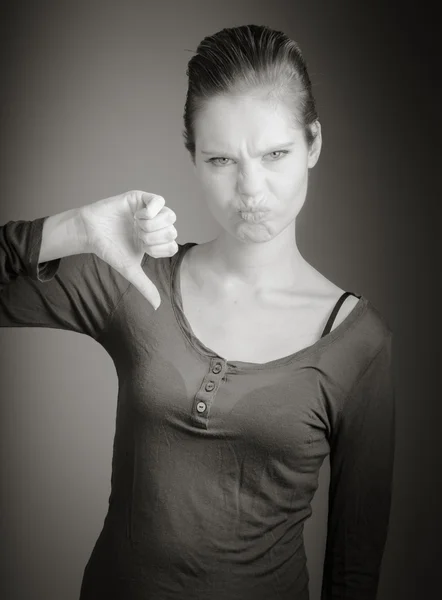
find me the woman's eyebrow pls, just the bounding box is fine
[200,141,296,156]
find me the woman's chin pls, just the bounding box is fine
[232,221,274,243]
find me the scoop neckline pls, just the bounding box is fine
[170,242,369,371]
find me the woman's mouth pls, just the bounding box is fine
[239,210,269,223]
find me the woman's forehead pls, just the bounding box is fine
[194,94,303,151]
[197,92,291,118]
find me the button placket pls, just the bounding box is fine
[192,358,227,428]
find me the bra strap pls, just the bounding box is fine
[320,292,360,338]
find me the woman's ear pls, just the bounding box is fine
[307,120,322,168]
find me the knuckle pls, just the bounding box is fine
[140,231,153,244]
[163,206,176,221]
[147,245,160,258]
[167,227,177,241]
[145,240,178,258]
[138,219,153,233]
[168,241,179,254]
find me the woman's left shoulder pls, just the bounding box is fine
[359,295,394,340]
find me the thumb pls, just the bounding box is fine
[121,262,161,310]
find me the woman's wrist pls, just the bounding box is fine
[39,208,90,264]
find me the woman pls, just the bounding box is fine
[0,24,395,600]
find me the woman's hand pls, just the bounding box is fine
[78,190,178,310]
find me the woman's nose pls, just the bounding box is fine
[236,164,264,200]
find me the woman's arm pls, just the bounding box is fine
[0,208,87,290]
[321,333,396,600]
[1,190,177,336]
[0,217,131,340]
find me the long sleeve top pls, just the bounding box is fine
[0,217,396,600]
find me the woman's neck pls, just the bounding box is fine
[194,227,308,292]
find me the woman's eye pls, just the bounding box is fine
[207,157,233,167]
[265,150,289,160]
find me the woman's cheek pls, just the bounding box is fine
[207,172,234,199]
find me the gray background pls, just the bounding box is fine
[1,1,440,599]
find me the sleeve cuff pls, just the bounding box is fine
[28,216,62,282]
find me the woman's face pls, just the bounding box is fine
[193,92,322,244]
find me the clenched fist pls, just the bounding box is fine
[78,190,178,310]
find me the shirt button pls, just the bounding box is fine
[212,363,222,374]
[205,381,215,392]
[196,401,206,413]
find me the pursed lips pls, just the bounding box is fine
[239,207,270,213]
